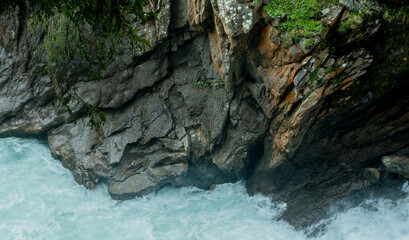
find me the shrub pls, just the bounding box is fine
[264,0,338,44]
[265,0,326,41]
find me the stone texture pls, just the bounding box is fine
[1,0,408,229]
[339,0,369,11]
[188,0,212,30]
[382,156,409,179]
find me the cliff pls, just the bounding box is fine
[1,0,408,227]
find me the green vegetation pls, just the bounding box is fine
[383,3,409,24]
[338,11,364,34]
[303,38,318,49]
[264,0,336,43]
[1,0,155,129]
[325,67,336,74]
[283,103,290,112]
[194,80,210,87]
[309,68,320,82]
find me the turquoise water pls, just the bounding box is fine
[1,138,409,240]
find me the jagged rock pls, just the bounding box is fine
[1,0,409,229]
[322,6,343,27]
[382,156,409,179]
[339,0,368,11]
[211,0,256,37]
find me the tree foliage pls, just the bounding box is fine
[1,0,155,129]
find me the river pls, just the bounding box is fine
[1,138,408,240]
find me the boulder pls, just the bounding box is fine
[382,156,409,179]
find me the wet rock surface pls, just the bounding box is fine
[382,156,409,179]
[1,0,409,228]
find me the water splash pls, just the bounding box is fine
[0,138,408,240]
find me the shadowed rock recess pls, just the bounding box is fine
[1,0,409,228]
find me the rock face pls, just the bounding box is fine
[362,168,380,183]
[382,156,409,179]
[1,0,409,228]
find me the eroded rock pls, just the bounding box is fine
[0,0,408,229]
[382,156,409,179]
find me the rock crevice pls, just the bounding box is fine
[1,0,409,227]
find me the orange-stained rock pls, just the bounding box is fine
[258,63,302,100]
[256,26,306,67]
[323,84,335,97]
[188,0,212,31]
[342,76,354,85]
[209,30,224,78]
[283,89,297,105]
[329,67,345,79]
[274,130,294,151]
[257,25,279,63]
[341,81,354,90]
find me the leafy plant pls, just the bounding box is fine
[194,80,210,87]
[264,0,331,42]
[325,67,337,74]
[309,68,320,82]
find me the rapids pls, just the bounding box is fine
[1,138,408,240]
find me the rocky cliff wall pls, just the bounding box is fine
[1,0,408,227]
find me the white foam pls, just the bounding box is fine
[0,137,409,240]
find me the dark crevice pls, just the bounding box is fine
[243,137,265,180]
[279,82,295,105]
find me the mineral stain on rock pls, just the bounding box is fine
[1,0,409,228]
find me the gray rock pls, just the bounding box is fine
[109,163,188,200]
[294,69,308,88]
[171,0,189,29]
[339,0,368,11]
[1,0,408,231]
[323,6,343,27]
[382,156,409,179]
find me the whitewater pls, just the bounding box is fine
[1,137,409,240]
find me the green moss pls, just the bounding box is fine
[304,38,319,49]
[338,11,364,34]
[9,0,156,130]
[194,80,210,87]
[397,6,409,24]
[264,0,336,43]
[282,35,294,48]
[309,68,320,82]
[325,67,337,74]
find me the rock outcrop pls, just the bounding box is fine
[382,156,409,179]
[1,0,409,228]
